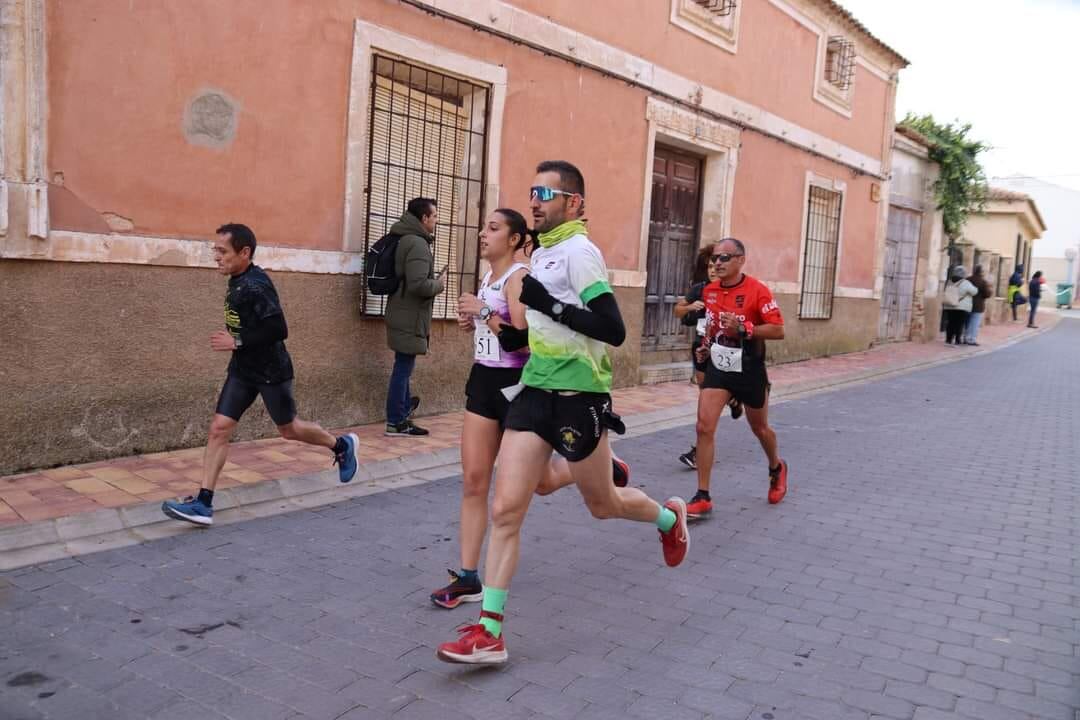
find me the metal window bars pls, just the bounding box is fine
[825,36,856,91]
[362,55,490,318]
[799,185,842,320]
[691,0,737,16]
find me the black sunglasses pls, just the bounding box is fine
[709,253,743,263]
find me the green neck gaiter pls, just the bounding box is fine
[537,219,588,249]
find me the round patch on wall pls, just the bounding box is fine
[184,89,239,149]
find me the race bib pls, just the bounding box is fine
[710,343,742,373]
[695,318,707,337]
[474,326,500,362]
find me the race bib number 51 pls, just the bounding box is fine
[710,343,742,373]
[474,326,500,362]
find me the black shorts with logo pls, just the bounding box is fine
[701,360,771,410]
[464,364,523,425]
[504,386,626,462]
[215,373,298,426]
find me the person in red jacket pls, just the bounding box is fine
[686,237,788,519]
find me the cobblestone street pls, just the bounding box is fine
[2,320,1078,720]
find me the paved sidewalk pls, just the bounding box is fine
[1,315,1076,720]
[0,315,1056,535]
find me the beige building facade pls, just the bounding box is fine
[960,188,1047,321]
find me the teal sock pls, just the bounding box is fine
[479,587,507,637]
[656,506,677,533]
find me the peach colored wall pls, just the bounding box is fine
[47,0,355,250]
[46,0,647,266]
[507,0,892,160]
[47,0,878,279]
[731,132,879,288]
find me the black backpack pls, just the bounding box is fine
[365,232,402,296]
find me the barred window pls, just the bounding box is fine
[799,186,843,319]
[362,55,489,317]
[825,36,856,91]
[692,0,736,16]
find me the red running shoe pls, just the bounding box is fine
[612,453,630,488]
[658,497,690,567]
[685,491,713,521]
[436,616,508,665]
[768,460,788,505]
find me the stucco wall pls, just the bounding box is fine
[46,0,649,269]
[767,295,878,362]
[731,133,881,289]
[963,214,1024,262]
[0,260,646,474]
[507,0,893,160]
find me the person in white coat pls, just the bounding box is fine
[942,265,978,346]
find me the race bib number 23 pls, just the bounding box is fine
[710,343,742,373]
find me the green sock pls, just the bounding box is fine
[656,506,677,533]
[479,587,507,637]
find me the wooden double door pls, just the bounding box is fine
[643,146,703,351]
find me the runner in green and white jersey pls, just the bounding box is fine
[436,161,690,666]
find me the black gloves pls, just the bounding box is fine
[520,274,563,321]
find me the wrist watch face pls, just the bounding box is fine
[480,306,491,320]
[551,302,564,316]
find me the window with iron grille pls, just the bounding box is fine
[672,0,740,52]
[825,36,856,91]
[799,185,843,319]
[692,0,737,16]
[362,55,490,318]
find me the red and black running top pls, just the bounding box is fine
[700,274,784,364]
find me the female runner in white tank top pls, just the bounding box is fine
[430,209,628,608]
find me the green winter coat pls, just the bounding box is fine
[384,212,445,355]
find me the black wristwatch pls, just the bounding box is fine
[550,301,565,319]
[479,305,493,321]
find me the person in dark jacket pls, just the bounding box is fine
[1027,270,1043,328]
[385,198,446,436]
[161,224,360,527]
[964,264,994,345]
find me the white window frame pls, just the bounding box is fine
[813,32,855,117]
[797,171,847,318]
[669,0,741,55]
[342,20,507,254]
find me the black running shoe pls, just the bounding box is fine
[678,446,697,470]
[385,421,429,437]
[431,570,484,609]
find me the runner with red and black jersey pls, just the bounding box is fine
[687,237,788,519]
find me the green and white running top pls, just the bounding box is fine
[521,221,614,393]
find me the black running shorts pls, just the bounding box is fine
[215,374,297,426]
[504,386,626,462]
[464,364,523,425]
[701,361,771,409]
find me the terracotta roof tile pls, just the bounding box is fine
[987,187,1030,201]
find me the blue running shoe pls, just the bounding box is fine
[161,496,213,526]
[335,433,360,483]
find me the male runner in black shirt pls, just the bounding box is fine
[162,223,359,526]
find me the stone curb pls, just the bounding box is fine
[0,321,1056,571]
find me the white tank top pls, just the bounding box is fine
[474,263,529,369]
